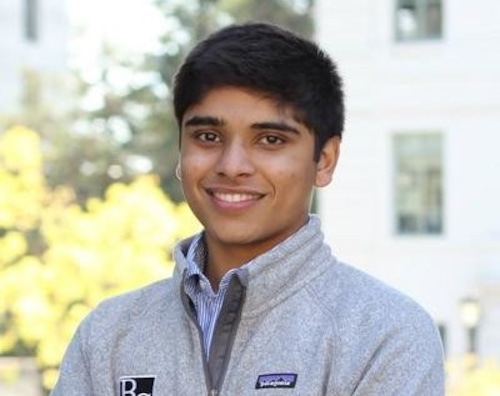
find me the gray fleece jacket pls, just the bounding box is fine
[51,216,445,395]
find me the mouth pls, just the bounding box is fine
[206,188,265,206]
[212,191,263,203]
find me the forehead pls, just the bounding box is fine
[182,86,302,125]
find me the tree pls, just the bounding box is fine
[1,1,314,205]
[219,0,315,37]
[0,126,200,392]
[0,69,131,204]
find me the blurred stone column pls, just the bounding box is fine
[0,357,42,396]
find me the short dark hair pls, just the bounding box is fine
[173,22,344,160]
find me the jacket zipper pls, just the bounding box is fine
[207,277,246,394]
[181,271,247,396]
[192,313,216,395]
[181,293,216,395]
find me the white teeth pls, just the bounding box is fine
[214,192,259,203]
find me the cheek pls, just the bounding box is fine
[281,156,317,183]
[180,150,212,175]
[271,163,316,199]
[179,157,203,194]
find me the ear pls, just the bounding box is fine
[314,136,341,187]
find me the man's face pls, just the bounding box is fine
[179,86,339,263]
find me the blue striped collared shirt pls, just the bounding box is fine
[183,234,247,358]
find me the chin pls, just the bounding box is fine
[215,232,257,245]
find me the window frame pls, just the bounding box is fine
[394,0,443,42]
[24,0,38,42]
[392,132,444,236]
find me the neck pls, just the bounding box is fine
[202,216,311,290]
[204,243,254,291]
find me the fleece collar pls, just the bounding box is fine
[173,215,335,316]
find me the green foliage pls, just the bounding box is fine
[219,0,315,37]
[0,69,130,204]
[1,1,314,207]
[0,127,200,391]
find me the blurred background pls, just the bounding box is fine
[0,0,499,394]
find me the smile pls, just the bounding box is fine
[212,192,262,203]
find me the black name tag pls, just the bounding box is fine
[256,373,298,389]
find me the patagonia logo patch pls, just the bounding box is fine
[255,373,298,389]
[119,375,155,396]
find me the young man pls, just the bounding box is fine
[52,23,445,395]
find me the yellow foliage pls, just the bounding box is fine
[0,126,200,391]
[0,231,27,267]
[0,126,45,230]
[447,355,500,395]
[0,125,42,170]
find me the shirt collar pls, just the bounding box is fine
[185,233,207,278]
[183,232,250,296]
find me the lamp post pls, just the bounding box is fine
[459,296,481,356]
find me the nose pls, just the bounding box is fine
[214,139,255,178]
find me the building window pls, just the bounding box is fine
[25,0,38,42]
[393,133,443,235]
[395,0,442,41]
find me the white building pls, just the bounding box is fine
[0,0,69,112]
[316,0,500,359]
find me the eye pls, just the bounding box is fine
[259,134,285,145]
[197,132,220,143]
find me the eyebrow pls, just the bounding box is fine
[183,115,224,128]
[251,121,301,135]
[183,116,301,135]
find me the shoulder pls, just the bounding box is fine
[308,260,444,391]
[100,277,177,311]
[77,277,181,344]
[310,259,438,339]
